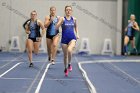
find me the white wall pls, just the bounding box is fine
[0,0,121,54]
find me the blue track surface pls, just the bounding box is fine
[0,52,140,93]
[0,53,90,93]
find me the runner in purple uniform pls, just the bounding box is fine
[56,5,80,76]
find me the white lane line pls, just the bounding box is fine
[26,59,48,93]
[46,78,84,81]
[32,61,63,64]
[0,62,23,78]
[0,54,24,69]
[0,60,53,63]
[77,59,140,93]
[74,56,97,93]
[0,60,16,62]
[79,59,140,64]
[35,63,51,93]
[1,77,32,80]
[109,62,140,84]
[78,62,97,93]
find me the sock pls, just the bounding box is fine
[124,45,128,53]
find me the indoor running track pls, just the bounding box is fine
[0,52,140,93]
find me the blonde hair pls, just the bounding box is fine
[130,14,136,20]
[30,10,37,15]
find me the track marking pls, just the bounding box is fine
[0,60,17,62]
[74,56,97,93]
[109,62,140,84]
[78,62,97,93]
[79,59,140,64]
[26,59,47,93]
[0,54,24,69]
[77,59,140,93]
[0,62,23,78]
[35,63,51,93]
[1,77,32,80]
[34,61,63,63]
[0,60,56,63]
[46,78,84,81]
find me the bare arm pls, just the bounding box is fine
[133,22,139,31]
[74,18,79,39]
[56,17,64,30]
[38,20,46,37]
[44,16,52,28]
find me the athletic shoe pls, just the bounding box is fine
[51,60,55,65]
[29,63,33,67]
[68,64,72,72]
[124,52,128,56]
[64,68,68,77]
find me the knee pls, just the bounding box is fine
[124,40,128,45]
[52,44,57,48]
[124,37,129,44]
[68,48,72,53]
[28,49,32,54]
[64,55,68,59]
